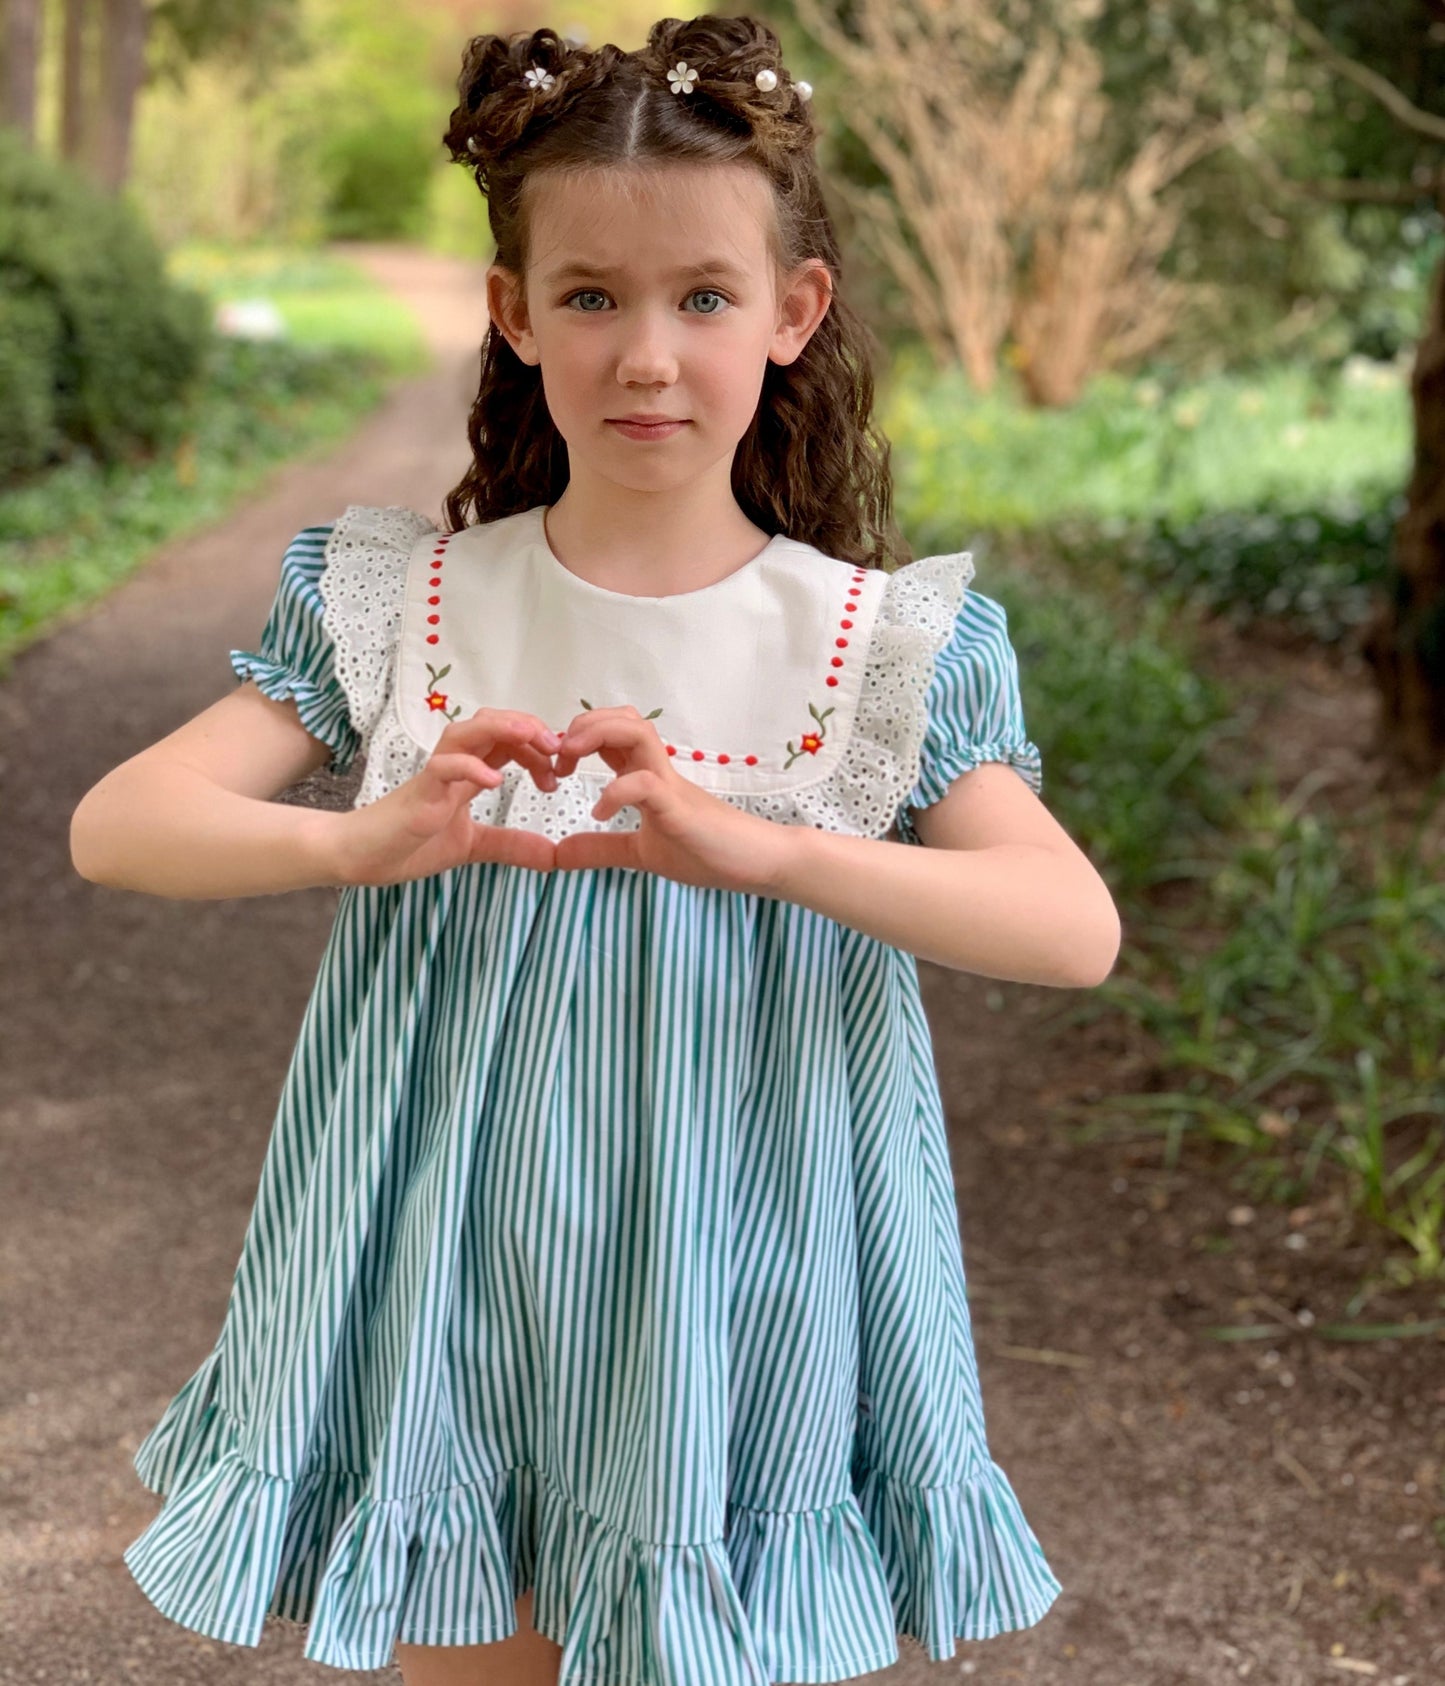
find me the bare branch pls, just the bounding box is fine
[1283,1,1445,144]
[791,0,1267,401]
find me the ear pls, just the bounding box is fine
[768,259,833,367]
[486,263,539,365]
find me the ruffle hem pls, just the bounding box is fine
[124,1347,1062,1683]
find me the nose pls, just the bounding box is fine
[614,306,679,388]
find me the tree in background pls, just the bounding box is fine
[1257,0,1445,772]
[787,0,1278,405]
[2,0,42,143]
[0,0,304,190]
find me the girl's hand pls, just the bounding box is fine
[550,706,794,894]
[333,709,564,885]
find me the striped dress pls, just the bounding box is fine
[122,505,1062,1683]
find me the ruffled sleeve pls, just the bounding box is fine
[895,587,1043,846]
[228,522,360,778]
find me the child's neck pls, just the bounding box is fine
[544,476,775,598]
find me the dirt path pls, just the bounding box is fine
[1,243,1439,1686]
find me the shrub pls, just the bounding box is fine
[0,130,211,486]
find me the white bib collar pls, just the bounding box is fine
[395,504,886,799]
[319,503,975,845]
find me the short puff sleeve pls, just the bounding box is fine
[895,588,1043,846]
[228,522,359,777]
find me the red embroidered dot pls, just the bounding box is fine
[427,614,439,625]
[841,618,853,629]
[666,745,676,755]
[717,754,730,764]
[429,576,441,587]
[745,755,758,766]
[428,595,440,605]
[826,676,838,687]
[830,657,843,667]
[426,634,439,644]
[834,637,848,648]
[691,750,704,761]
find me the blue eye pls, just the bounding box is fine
[687,289,729,314]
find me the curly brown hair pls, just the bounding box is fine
[438,13,909,571]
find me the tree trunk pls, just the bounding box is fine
[60,0,92,169]
[1,0,43,142]
[1363,249,1445,774]
[92,0,148,193]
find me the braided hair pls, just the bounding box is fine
[439,14,906,571]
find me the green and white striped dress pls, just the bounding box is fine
[123,504,1061,1682]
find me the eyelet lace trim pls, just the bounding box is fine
[318,505,974,843]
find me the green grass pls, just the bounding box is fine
[0,241,430,671]
[165,242,430,359]
[880,346,1413,533]
[1074,785,1445,1288]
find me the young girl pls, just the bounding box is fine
[74,15,1119,1685]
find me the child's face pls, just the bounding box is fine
[486,163,831,496]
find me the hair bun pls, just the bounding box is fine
[641,14,814,144]
[445,27,586,169]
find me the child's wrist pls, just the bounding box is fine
[303,808,358,888]
[749,813,815,899]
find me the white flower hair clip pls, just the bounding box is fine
[523,63,556,91]
[666,59,813,101]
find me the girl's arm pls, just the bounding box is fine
[762,763,1121,987]
[69,683,350,900]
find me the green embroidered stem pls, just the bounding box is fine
[784,701,834,769]
[579,697,664,720]
[424,661,462,723]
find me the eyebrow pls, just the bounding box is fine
[542,259,750,285]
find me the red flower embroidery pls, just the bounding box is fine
[784,702,834,769]
[425,662,461,723]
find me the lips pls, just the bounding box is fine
[607,417,689,440]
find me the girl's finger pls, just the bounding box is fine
[553,718,647,782]
[466,819,558,873]
[442,711,560,754]
[591,770,654,821]
[432,722,560,790]
[424,752,504,792]
[490,740,561,787]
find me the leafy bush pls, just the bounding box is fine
[903,518,1239,893]
[1045,488,1407,646]
[0,130,211,486]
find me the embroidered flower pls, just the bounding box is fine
[425,661,461,723]
[667,61,698,95]
[784,701,834,769]
[523,64,556,91]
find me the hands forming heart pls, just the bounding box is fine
[332,705,795,896]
